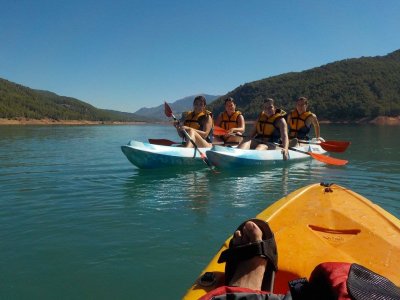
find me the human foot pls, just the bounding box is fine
[228,221,268,290]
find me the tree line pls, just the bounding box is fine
[1,49,399,122]
[209,49,400,121]
[0,79,145,122]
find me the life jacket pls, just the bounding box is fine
[219,111,242,130]
[183,110,214,142]
[255,110,286,143]
[289,262,400,300]
[288,110,313,139]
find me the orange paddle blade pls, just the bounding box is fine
[308,152,348,166]
[214,126,228,136]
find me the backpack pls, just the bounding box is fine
[289,262,400,300]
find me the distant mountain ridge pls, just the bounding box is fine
[209,49,400,122]
[1,49,399,123]
[134,94,220,120]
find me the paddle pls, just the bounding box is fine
[214,125,244,137]
[298,139,350,153]
[288,146,348,166]
[148,138,180,146]
[164,101,216,171]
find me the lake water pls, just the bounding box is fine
[1,124,399,299]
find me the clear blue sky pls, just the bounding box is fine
[1,0,399,113]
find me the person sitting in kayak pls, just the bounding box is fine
[214,97,245,145]
[175,95,214,148]
[237,98,289,160]
[287,97,324,147]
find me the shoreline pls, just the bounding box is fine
[0,118,149,126]
[1,116,399,126]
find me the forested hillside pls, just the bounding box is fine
[2,49,399,123]
[0,79,147,122]
[209,50,400,122]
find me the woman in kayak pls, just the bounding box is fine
[214,97,245,145]
[175,95,214,148]
[238,98,289,160]
[287,97,324,146]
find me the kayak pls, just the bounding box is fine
[183,183,400,299]
[121,140,211,169]
[206,143,326,169]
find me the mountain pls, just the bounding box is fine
[209,49,400,122]
[2,49,399,123]
[134,94,220,120]
[0,78,150,122]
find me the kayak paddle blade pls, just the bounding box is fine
[213,126,228,136]
[164,101,173,118]
[320,141,351,153]
[308,152,348,166]
[148,139,180,146]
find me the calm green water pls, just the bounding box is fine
[1,124,399,299]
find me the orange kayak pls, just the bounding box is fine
[183,183,400,299]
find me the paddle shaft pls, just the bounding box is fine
[164,102,216,171]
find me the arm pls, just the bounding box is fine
[310,114,321,139]
[278,118,289,160]
[231,114,245,134]
[175,120,184,138]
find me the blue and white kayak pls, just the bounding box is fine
[121,140,211,169]
[206,143,326,169]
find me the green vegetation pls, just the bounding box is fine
[209,50,400,121]
[1,50,399,122]
[0,79,147,122]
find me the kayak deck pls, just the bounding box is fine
[183,183,400,299]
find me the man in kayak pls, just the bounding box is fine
[175,95,214,148]
[214,97,245,145]
[237,98,289,160]
[287,97,323,146]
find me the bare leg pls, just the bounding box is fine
[228,221,267,290]
[237,139,252,149]
[184,128,212,148]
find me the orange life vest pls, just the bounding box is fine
[288,110,313,139]
[183,110,213,142]
[255,111,285,142]
[219,111,242,130]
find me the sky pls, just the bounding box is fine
[1,0,399,113]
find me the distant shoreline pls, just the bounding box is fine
[1,116,399,126]
[0,118,149,126]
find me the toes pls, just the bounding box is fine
[232,230,242,246]
[243,221,263,242]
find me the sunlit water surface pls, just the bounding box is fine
[0,124,399,299]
